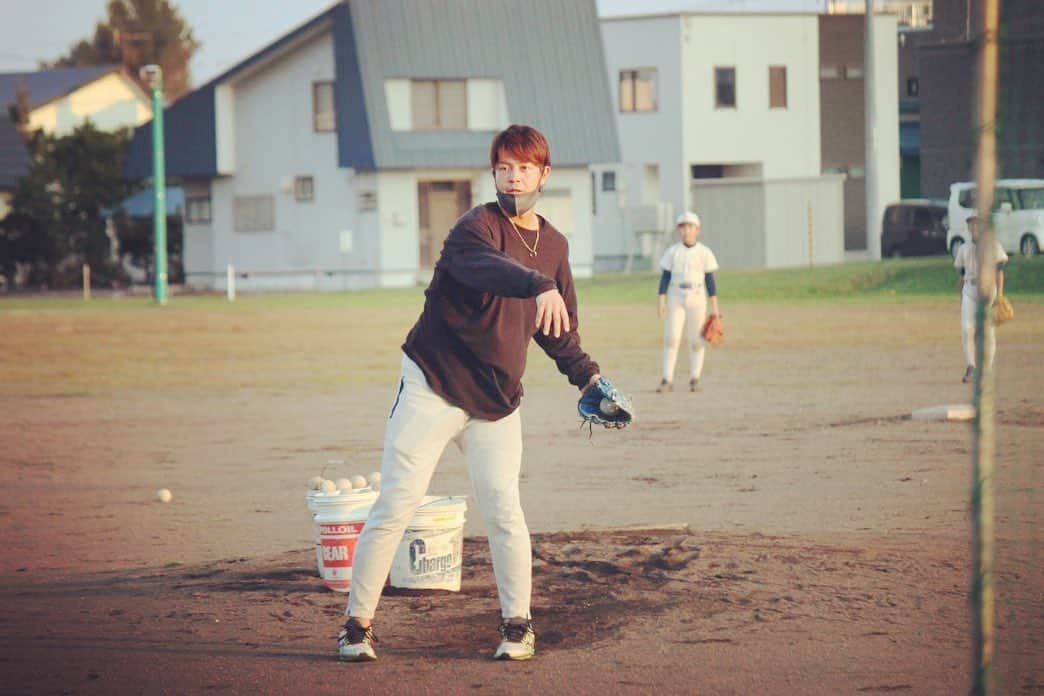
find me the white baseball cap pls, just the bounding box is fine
[676,211,701,227]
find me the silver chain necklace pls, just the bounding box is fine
[500,206,539,257]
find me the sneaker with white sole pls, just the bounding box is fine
[337,618,377,662]
[494,618,535,661]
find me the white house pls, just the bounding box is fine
[0,66,151,137]
[0,66,152,219]
[598,9,899,269]
[126,0,620,291]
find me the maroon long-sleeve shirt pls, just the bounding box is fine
[403,202,600,421]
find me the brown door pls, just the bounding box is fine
[418,181,471,268]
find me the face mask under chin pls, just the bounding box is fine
[496,189,541,217]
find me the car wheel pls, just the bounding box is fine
[1020,235,1040,257]
[950,238,964,260]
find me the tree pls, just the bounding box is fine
[46,0,201,101]
[0,123,132,288]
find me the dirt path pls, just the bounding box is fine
[1,300,1041,694]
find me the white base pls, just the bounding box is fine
[911,404,976,421]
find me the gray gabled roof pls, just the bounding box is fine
[0,66,119,111]
[350,0,620,168]
[125,0,619,179]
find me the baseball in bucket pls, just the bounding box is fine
[311,491,377,592]
[389,496,468,592]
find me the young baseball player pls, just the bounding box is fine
[656,211,720,392]
[337,125,610,662]
[954,214,1007,383]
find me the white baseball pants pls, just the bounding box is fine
[346,354,531,620]
[662,287,707,382]
[960,287,996,369]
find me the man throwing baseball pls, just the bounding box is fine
[337,124,627,662]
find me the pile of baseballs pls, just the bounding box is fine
[307,471,382,494]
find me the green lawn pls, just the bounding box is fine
[1,256,1042,314]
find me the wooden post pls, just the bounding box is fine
[82,264,91,301]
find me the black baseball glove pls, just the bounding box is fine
[577,377,635,429]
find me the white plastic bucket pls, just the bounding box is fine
[389,496,468,591]
[310,490,378,591]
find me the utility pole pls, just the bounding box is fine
[141,64,168,305]
[864,0,881,259]
[971,0,1000,692]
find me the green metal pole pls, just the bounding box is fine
[148,67,168,305]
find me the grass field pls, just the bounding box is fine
[2,257,1041,398]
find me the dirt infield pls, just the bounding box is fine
[1,297,1042,694]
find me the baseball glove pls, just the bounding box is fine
[991,295,1014,325]
[578,377,634,429]
[701,313,724,347]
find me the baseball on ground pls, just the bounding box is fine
[156,488,173,503]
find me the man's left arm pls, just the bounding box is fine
[533,258,600,390]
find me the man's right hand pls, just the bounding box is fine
[535,288,570,338]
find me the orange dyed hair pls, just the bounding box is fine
[489,124,551,169]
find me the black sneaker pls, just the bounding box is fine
[656,379,673,393]
[689,378,700,392]
[962,366,975,383]
[493,618,535,661]
[337,618,377,662]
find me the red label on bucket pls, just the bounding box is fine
[319,521,364,569]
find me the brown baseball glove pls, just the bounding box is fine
[992,295,1014,325]
[701,313,724,347]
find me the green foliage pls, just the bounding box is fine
[45,0,200,101]
[0,122,131,288]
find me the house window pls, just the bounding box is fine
[234,195,275,233]
[844,65,864,79]
[907,77,920,97]
[769,66,787,109]
[294,176,314,201]
[619,69,657,112]
[185,196,211,224]
[715,67,736,108]
[601,171,616,192]
[411,79,467,130]
[820,65,841,79]
[313,81,335,132]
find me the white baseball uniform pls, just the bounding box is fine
[347,354,531,621]
[659,241,719,382]
[954,239,1008,369]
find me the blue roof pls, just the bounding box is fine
[0,114,30,190]
[104,186,185,218]
[0,66,118,110]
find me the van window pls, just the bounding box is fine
[912,209,933,228]
[958,188,976,208]
[1017,187,1044,209]
[886,206,903,224]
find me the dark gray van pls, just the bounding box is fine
[880,199,949,257]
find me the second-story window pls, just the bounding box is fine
[715,67,736,108]
[769,66,787,108]
[411,79,467,130]
[619,68,657,112]
[313,81,335,132]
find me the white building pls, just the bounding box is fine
[126,0,620,291]
[598,10,899,268]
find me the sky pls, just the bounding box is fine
[0,0,829,86]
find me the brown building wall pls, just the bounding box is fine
[819,15,871,251]
[918,0,1044,197]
